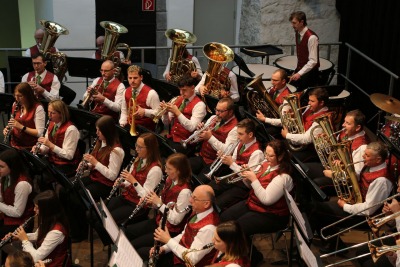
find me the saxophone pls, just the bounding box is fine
[3,101,20,144]
[33,119,51,157]
[0,215,36,248]
[72,138,98,185]
[152,96,179,123]
[182,243,215,267]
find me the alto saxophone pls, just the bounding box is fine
[153,96,179,123]
[33,119,51,157]
[72,138,98,185]
[182,243,214,267]
[0,215,36,248]
[3,101,20,144]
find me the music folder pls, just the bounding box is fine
[99,199,119,243]
[108,229,145,267]
[294,224,323,267]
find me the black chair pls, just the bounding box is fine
[68,106,101,141]
[151,78,180,102]
[59,84,76,105]
[141,68,153,87]
[243,110,272,150]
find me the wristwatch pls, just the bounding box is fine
[22,126,27,132]
[156,202,162,209]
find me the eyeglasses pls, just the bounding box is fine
[190,193,210,202]
[265,153,276,158]
[135,144,146,150]
[215,109,228,113]
[100,69,113,73]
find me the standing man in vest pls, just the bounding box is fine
[288,11,320,91]
[152,185,219,267]
[161,74,206,154]
[83,60,125,120]
[312,142,393,252]
[189,97,238,184]
[24,29,59,57]
[22,53,60,101]
[120,65,160,131]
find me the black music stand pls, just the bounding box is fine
[67,57,102,87]
[19,149,54,191]
[8,56,54,85]
[240,45,283,64]
[68,106,101,141]
[233,53,255,78]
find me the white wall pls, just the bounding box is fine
[166,0,194,47]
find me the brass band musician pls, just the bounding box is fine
[163,48,203,82]
[24,29,58,58]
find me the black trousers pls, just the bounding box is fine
[291,67,319,91]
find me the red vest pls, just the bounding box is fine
[174,210,220,266]
[2,175,34,225]
[246,162,289,216]
[359,166,389,201]
[122,161,160,204]
[38,223,69,267]
[302,108,329,131]
[48,121,80,166]
[295,29,320,72]
[169,96,202,142]
[91,78,121,120]
[200,117,238,165]
[11,103,41,149]
[27,71,54,96]
[339,131,370,152]
[235,141,261,165]
[124,85,156,131]
[274,87,291,106]
[29,45,56,56]
[90,144,121,187]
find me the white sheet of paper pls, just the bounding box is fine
[294,225,319,267]
[109,230,143,267]
[100,199,120,243]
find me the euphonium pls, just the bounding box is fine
[39,20,69,82]
[182,243,214,267]
[165,29,197,84]
[279,93,308,151]
[153,96,179,123]
[4,101,20,144]
[329,141,363,204]
[128,94,138,136]
[246,74,280,118]
[204,140,240,180]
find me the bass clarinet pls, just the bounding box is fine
[3,101,20,144]
[0,215,36,248]
[33,119,51,156]
[105,152,138,204]
[148,201,175,267]
[72,137,98,185]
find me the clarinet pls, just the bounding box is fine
[72,137,98,185]
[148,201,175,267]
[33,119,51,156]
[0,215,36,248]
[105,152,138,204]
[3,101,20,144]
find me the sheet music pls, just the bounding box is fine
[85,189,101,218]
[108,230,144,267]
[294,225,320,267]
[100,199,120,243]
[284,188,307,237]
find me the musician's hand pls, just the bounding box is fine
[2,232,13,241]
[120,122,127,127]
[387,199,400,213]
[33,84,45,95]
[221,155,233,166]
[38,137,53,149]
[290,73,301,82]
[337,199,346,209]
[166,102,181,117]
[154,226,171,244]
[3,127,9,136]
[136,106,145,118]
[146,191,162,207]
[323,170,333,178]
[382,202,393,214]
[92,93,106,103]
[114,178,125,188]
[281,127,289,138]
[220,89,230,98]
[13,226,28,241]
[149,246,165,257]
[197,122,205,130]
[256,110,266,122]
[83,154,98,167]
[199,129,212,141]
[199,85,207,97]
[165,72,172,81]
[34,261,46,267]
[86,86,94,93]
[242,170,257,182]
[121,170,137,184]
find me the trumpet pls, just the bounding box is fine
[4,101,20,144]
[33,119,51,157]
[204,140,240,180]
[0,215,36,248]
[182,243,214,267]
[180,116,218,148]
[153,96,179,123]
[128,94,137,136]
[80,79,105,110]
[214,162,264,184]
[320,192,400,240]
[320,232,400,267]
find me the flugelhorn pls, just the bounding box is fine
[214,162,264,184]
[180,116,218,148]
[204,140,240,180]
[153,96,179,123]
[320,192,400,240]
[182,243,214,267]
[4,101,20,144]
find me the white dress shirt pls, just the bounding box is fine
[92,141,124,182]
[0,180,32,217]
[205,115,238,153]
[0,71,4,93]
[230,138,264,173]
[119,82,160,126]
[343,162,393,215]
[297,26,319,76]
[345,130,368,176]
[21,70,61,101]
[163,54,203,79]
[158,182,192,225]
[84,77,126,112]
[163,207,216,266]
[195,71,240,102]
[18,105,46,137]
[24,228,65,262]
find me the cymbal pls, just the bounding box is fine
[370,93,400,114]
[385,115,400,123]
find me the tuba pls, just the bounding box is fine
[328,141,363,204]
[39,20,69,82]
[165,29,197,84]
[246,73,280,118]
[128,93,138,136]
[279,93,308,151]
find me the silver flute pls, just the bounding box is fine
[33,119,51,156]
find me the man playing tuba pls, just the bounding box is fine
[120,65,160,132]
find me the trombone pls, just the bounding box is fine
[320,231,400,267]
[214,162,264,184]
[320,192,400,240]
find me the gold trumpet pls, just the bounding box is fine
[128,95,137,136]
[152,96,179,123]
[320,192,400,240]
[214,162,264,184]
[81,79,105,110]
